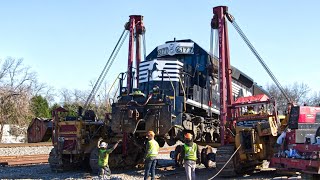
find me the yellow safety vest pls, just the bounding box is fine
[183,143,197,161]
[98,148,112,167]
[248,110,255,114]
[146,139,159,158]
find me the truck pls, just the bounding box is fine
[270,105,320,179]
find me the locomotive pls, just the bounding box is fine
[110,39,264,166]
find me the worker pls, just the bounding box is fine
[131,88,146,97]
[97,139,121,179]
[247,106,256,114]
[258,105,266,114]
[144,130,160,180]
[181,133,200,180]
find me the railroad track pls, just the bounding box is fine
[0,142,52,166]
[0,154,49,166]
[0,142,52,148]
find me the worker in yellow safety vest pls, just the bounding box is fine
[97,139,121,179]
[247,106,256,114]
[181,133,200,180]
[144,130,160,180]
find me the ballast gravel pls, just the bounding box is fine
[0,146,53,156]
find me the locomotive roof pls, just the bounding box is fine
[145,39,264,90]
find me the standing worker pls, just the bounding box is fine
[97,139,121,179]
[181,133,200,180]
[144,130,160,180]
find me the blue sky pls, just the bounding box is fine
[0,1,319,95]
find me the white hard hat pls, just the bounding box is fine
[100,142,107,148]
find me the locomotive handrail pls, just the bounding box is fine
[163,70,177,111]
[177,75,186,112]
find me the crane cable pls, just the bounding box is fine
[208,144,241,180]
[226,14,291,103]
[83,29,129,112]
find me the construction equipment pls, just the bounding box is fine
[48,6,284,173]
[48,15,145,172]
[270,105,320,179]
[211,6,288,176]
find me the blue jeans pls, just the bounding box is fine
[144,159,157,180]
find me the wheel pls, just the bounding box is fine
[201,146,216,168]
[89,148,99,174]
[174,145,184,167]
[166,138,176,146]
[156,137,166,147]
[48,148,64,172]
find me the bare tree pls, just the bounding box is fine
[0,58,36,141]
[265,82,311,112]
[306,91,320,106]
[59,88,73,104]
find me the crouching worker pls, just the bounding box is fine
[97,139,121,179]
[181,133,200,180]
[144,131,160,180]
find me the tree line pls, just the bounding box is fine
[265,83,320,112]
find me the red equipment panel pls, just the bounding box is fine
[271,157,320,174]
[296,106,320,123]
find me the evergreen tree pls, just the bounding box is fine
[30,95,50,118]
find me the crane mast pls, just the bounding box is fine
[211,6,234,146]
[126,15,145,93]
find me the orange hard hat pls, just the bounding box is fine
[147,131,155,137]
[184,133,193,139]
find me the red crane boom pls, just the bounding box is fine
[126,15,145,93]
[211,6,234,146]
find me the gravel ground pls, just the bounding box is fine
[0,146,304,179]
[0,146,53,156]
[0,155,173,180]
[0,161,303,180]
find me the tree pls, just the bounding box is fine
[265,82,311,112]
[30,95,50,118]
[49,103,60,115]
[0,57,36,141]
[306,91,320,106]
